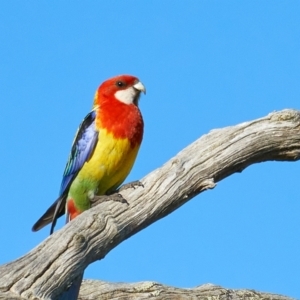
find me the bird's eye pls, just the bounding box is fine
[116,81,125,87]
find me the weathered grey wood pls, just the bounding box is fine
[0,281,294,300]
[0,109,299,300]
[78,280,294,300]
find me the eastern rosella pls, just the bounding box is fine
[32,75,145,234]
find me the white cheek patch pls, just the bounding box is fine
[115,87,136,105]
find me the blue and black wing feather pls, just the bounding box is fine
[59,110,98,196]
[32,110,98,233]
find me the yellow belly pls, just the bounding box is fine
[68,128,140,211]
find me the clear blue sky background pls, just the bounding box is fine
[0,1,299,298]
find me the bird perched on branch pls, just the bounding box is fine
[32,75,145,234]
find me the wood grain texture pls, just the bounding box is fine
[0,109,299,300]
[78,281,294,300]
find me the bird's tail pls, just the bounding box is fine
[32,195,66,234]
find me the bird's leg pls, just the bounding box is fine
[118,180,144,192]
[90,181,143,208]
[91,193,128,208]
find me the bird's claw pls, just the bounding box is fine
[110,193,128,205]
[118,180,144,192]
[90,181,143,208]
[91,193,128,207]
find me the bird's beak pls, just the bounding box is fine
[133,81,146,94]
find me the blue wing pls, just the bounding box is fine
[32,110,98,234]
[59,109,98,196]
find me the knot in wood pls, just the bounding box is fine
[90,212,107,231]
[72,233,87,250]
[171,158,185,176]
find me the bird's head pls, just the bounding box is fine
[94,75,146,107]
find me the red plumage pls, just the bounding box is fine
[94,75,144,147]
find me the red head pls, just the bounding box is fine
[93,75,146,107]
[94,75,145,147]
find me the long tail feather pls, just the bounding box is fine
[32,195,66,233]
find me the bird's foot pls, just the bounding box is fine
[90,181,143,208]
[91,193,128,207]
[118,180,144,192]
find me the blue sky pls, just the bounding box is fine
[0,1,299,298]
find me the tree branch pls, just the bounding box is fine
[78,280,294,300]
[0,109,299,299]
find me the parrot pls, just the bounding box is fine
[32,74,145,234]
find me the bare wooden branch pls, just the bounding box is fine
[78,280,294,300]
[0,281,294,300]
[0,109,299,300]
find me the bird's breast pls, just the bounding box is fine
[96,101,144,148]
[68,104,143,213]
[74,128,140,195]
